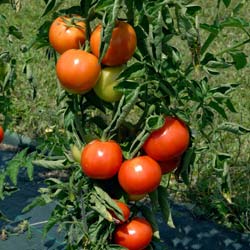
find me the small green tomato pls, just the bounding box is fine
[93,66,124,102]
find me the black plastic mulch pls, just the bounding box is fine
[0,140,249,250]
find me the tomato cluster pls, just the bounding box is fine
[49,15,137,100]
[49,15,190,249]
[78,116,189,249]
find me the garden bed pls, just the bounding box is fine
[0,133,249,250]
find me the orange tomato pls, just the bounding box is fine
[49,15,86,54]
[56,49,101,93]
[90,21,137,66]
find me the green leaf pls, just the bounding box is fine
[22,195,51,213]
[217,122,250,135]
[222,0,231,7]
[145,115,165,131]
[225,98,237,113]
[210,83,240,94]
[94,185,124,221]
[158,186,175,228]
[179,147,195,186]
[42,214,59,238]
[208,100,227,119]
[41,0,63,17]
[8,25,23,39]
[206,60,231,69]
[6,160,20,186]
[32,159,66,169]
[141,205,160,239]
[118,62,144,79]
[0,172,6,199]
[186,4,202,16]
[90,194,113,222]
[26,161,34,181]
[98,0,122,63]
[220,17,249,29]
[115,80,139,93]
[229,51,247,70]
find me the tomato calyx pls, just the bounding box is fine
[61,15,86,30]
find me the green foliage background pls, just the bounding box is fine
[0,0,250,235]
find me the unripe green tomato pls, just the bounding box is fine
[93,66,123,102]
[70,144,82,163]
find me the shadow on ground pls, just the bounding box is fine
[0,147,250,250]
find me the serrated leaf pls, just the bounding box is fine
[98,0,122,63]
[94,185,124,221]
[6,161,20,186]
[32,159,66,169]
[90,194,113,222]
[208,100,227,119]
[217,122,250,135]
[26,161,34,181]
[22,196,50,213]
[158,186,175,228]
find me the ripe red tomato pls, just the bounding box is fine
[0,126,4,143]
[56,49,101,93]
[118,156,161,195]
[113,217,153,250]
[111,200,130,224]
[49,15,86,54]
[159,156,181,175]
[90,21,137,66]
[81,140,123,179]
[143,116,190,162]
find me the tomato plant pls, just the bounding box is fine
[81,139,123,179]
[56,49,101,93]
[0,126,4,143]
[118,156,161,195]
[113,217,153,250]
[93,66,123,102]
[49,15,86,54]
[143,117,190,162]
[90,21,137,66]
[2,0,250,248]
